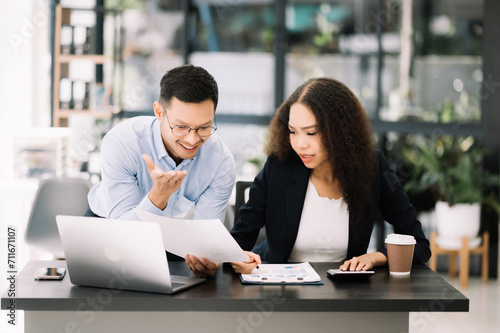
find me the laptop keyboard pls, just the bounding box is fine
[172,281,187,289]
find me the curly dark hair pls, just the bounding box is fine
[266,77,376,221]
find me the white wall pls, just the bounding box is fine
[0,0,52,178]
[1,2,51,331]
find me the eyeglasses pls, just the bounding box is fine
[161,104,217,137]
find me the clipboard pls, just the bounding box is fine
[239,262,323,285]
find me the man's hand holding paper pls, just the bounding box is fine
[184,254,221,278]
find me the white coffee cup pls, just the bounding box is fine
[385,234,416,275]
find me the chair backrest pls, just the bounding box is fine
[234,181,252,223]
[25,177,92,258]
[233,180,267,252]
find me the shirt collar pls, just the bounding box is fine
[153,119,168,160]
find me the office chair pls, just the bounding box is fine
[429,230,489,288]
[234,181,253,223]
[25,177,92,259]
[233,181,267,254]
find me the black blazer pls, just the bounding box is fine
[231,150,431,264]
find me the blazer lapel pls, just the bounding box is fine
[346,215,356,259]
[283,161,310,260]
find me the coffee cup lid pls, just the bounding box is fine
[385,233,416,245]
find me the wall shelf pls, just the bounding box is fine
[52,4,121,127]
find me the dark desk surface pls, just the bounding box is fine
[2,260,468,312]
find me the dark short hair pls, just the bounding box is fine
[159,64,218,110]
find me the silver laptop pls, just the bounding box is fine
[56,215,205,294]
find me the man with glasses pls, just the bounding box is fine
[85,65,236,276]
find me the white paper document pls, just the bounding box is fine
[134,209,249,263]
[240,262,323,284]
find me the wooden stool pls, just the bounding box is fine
[429,230,489,288]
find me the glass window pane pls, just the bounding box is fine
[192,2,276,116]
[408,0,484,124]
[285,0,484,124]
[194,3,275,53]
[285,0,401,119]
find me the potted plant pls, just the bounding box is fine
[402,134,500,242]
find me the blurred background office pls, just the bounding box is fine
[1,0,499,331]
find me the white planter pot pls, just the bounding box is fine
[434,201,481,238]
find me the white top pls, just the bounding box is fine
[288,178,349,262]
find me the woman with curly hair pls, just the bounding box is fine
[229,78,430,273]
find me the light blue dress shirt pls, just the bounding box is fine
[87,116,236,223]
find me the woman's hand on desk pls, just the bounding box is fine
[185,254,220,278]
[230,251,261,274]
[339,252,387,271]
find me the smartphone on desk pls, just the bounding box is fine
[327,269,374,280]
[34,267,66,281]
